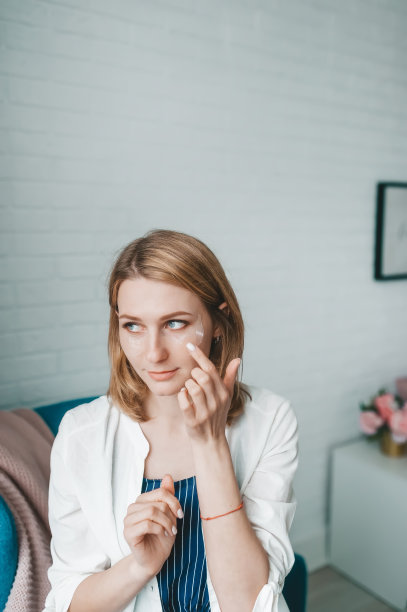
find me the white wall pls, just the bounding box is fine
[1,0,406,570]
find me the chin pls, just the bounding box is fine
[145,379,186,396]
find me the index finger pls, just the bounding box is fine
[186,341,240,396]
[186,342,216,375]
[134,487,184,520]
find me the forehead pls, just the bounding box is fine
[117,277,204,314]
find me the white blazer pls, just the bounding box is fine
[43,385,298,612]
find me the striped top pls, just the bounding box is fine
[141,475,211,612]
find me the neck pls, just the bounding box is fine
[144,391,186,431]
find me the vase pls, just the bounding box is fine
[380,429,407,457]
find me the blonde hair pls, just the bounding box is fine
[107,229,251,424]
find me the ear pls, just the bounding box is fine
[212,301,229,339]
[218,301,229,314]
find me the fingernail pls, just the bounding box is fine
[186,342,195,351]
[177,508,184,518]
[172,525,177,535]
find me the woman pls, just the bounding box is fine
[44,229,298,612]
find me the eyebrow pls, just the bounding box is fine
[118,311,194,320]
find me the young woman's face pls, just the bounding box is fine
[117,277,218,396]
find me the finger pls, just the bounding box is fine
[190,367,215,390]
[160,473,175,496]
[136,496,184,521]
[125,504,177,537]
[131,488,184,520]
[184,377,210,420]
[178,386,196,426]
[129,500,177,522]
[186,343,218,376]
[187,343,239,402]
[223,358,241,396]
[187,343,226,399]
[128,518,174,547]
[189,366,218,409]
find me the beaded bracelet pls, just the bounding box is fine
[200,500,244,521]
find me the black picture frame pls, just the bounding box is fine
[374,182,407,280]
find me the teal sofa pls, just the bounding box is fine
[0,397,307,611]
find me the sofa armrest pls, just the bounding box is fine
[0,495,18,611]
[0,396,98,609]
[35,396,98,436]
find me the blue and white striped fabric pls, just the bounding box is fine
[141,475,211,612]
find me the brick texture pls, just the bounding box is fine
[1,0,407,569]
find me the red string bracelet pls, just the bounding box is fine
[200,500,244,521]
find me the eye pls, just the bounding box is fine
[124,322,143,333]
[123,320,188,333]
[166,320,188,330]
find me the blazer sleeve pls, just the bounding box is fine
[43,413,111,612]
[242,399,299,612]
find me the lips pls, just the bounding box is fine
[148,368,179,381]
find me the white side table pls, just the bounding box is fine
[329,437,407,610]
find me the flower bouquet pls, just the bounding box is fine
[359,388,407,456]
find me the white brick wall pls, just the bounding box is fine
[1,0,407,570]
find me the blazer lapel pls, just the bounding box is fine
[114,414,150,558]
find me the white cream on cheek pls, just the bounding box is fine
[122,313,205,355]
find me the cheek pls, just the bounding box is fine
[199,334,213,358]
[118,330,128,354]
[118,332,138,363]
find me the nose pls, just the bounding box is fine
[146,329,169,363]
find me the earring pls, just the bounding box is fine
[214,336,221,344]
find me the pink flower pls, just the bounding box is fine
[389,407,407,443]
[396,378,407,402]
[360,411,384,435]
[374,393,397,424]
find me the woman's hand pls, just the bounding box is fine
[178,343,240,444]
[123,474,183,578]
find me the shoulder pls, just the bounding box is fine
[228,385,298,489]
[237,384,297,431]
[54,396,120,453]
[58,395,111,432]
[230,384,298,452]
